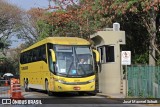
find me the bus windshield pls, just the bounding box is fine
[55,45,94,77]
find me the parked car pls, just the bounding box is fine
[3,73,14,77]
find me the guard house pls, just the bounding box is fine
[90,23,126,95]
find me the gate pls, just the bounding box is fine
[127,66,160,98]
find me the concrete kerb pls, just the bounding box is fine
[96,93,125,98]
[96,93,127,104]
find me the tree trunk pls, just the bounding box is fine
[149,45,156,66]
[148,10,157,66]
[149,28,156,66]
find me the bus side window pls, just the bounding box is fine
[37,47,41,61]
[30,50,34,62]
[42,45,47,61]
[30,50,33,62]
[32,48,37,62]
[33,50,35,62]
[26,52,29,63]
[23,52,26,63]
[35,48,39,61]
[38,45,47,62]
[20,53,23,64]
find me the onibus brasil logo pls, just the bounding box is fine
[2,99,42,105]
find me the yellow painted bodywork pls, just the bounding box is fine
[20,37,95,92]
[21,37,90,53]
[49,75,95,92]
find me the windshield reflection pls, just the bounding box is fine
[55,45,94,77]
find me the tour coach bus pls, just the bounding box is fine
[20,37,99,95]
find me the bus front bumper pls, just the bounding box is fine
[53,82,95,92]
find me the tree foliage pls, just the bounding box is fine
[0,0,22,50]
[22,0,160,65]
[0,46,24,75]
[112,0,160,65]
[36,0,115,39]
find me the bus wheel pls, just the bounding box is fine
[24,80,29,92]
[88,91,96,96]
[45,80,53,96]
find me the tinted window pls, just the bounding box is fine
[98,45,115,63]
[105,46,115,62]
[20,44,47,64]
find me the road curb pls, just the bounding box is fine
[96,93,125,98]
[96,93,112,98]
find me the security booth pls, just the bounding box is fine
[90,26,126,95]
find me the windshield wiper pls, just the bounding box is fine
[67,61,73,77]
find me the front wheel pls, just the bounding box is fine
[24,80,30,92]
[88,91,97,96]
[45,80,53,96]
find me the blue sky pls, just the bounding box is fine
[6,0,50,48]
[7,0,49,10]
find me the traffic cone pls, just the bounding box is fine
[10,79,24,100]
[11,92,24,100]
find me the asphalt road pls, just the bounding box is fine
[18,90,153,107]
[0,88,159,107]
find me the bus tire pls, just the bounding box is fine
[88,91,96,96]
[24,80,30,92]
[45,80,53,96]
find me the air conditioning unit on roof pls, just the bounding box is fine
[113,22,120,31]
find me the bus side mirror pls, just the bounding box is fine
[92,49,100,62]
[49,49,56,62]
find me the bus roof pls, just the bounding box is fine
[21,37,90,53]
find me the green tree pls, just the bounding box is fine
[0,0,22,50]
[112,0,160,65]
[44,0,114,38]
[116,12,149,64]
[25,0,157,65]
[19,8,54,44]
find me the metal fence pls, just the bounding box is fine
[127,66,160,98]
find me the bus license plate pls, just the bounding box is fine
[73,86,80,90]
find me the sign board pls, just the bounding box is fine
[121,51,131,65]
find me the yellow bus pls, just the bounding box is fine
[20,37,99,96]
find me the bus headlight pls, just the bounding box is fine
[57,80,66,84]
[88,78,95,83]
[54,78,66,84]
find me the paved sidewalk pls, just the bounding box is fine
[97,93,125,98]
